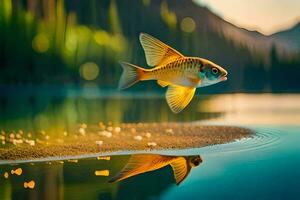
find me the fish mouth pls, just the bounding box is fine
[220,75,227,81]
[220,70,228,81]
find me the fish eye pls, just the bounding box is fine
[191,156,202,166]
[193,160,200,166]
[212,67,219,75]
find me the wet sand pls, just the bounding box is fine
[0,123,253,161]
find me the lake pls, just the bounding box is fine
[0,90,300,199]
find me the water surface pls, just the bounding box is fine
[0,93,300,199]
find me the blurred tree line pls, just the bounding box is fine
[0,0,299,92]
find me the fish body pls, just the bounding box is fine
[119,33,228,113]
[109,154,202,185]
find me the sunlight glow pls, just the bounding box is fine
[196,0,300,35]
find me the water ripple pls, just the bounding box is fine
[206,127,282,155]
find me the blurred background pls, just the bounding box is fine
[1,1,300,199]
[0,0,300,132]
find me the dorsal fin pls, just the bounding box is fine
[108,154,175,183]
[139,33,184,67]
[166,85,196,113]
[170,157,191,185]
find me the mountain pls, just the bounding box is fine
[1,0,299,92]
[167,0,293,55]
[271,22,300,51]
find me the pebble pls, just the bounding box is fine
[107,126,114,132]
[134,135,143,141]
[166,129,174,134]
[80,123,87,129]
[24,180,35,189]
[11,168,23,175]
[78,128,86,136]
[114,127,121,133]
[98,131,112,138]
[131,128,136,133]
[147,142,157,147]
[95,140,103,146]
[4,172,9,178]
[98,122,106,130]
[145,132,152,138]
[26,140,35,146]
[95,170,109,176]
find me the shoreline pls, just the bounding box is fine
[0,123,253,162]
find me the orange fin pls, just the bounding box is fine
[166,85,196,113]
[157,80,170,87]
[108,154,175,183]
[118,62,145,90]
[139,33,184,67]
[170,157,191,185]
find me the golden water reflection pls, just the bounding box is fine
[109,154,202,185]
[0,153,202,199]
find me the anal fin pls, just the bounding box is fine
[166,85,196,113]
[157,80,170,87]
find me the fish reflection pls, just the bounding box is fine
[109,154,202,185]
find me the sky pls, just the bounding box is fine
[195,0,300,35]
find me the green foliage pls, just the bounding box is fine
[0,0,299,92]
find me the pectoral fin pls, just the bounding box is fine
[166,85,196,113]
[157,80,170,87]
[139,33,184,67]
[170,157,191,185]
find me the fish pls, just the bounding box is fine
[108,154,202,185]
[118,33,228,113]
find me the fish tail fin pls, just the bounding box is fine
[118,61,146,90]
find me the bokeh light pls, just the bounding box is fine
[32,34,50,53]
[94,30,110,46]
[143,0,151,6]
[79,62,100,81]
[160,1,177,29]
[180,17,196,33]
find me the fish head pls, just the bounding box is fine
[188,155,202,167]
[199,59,228,86]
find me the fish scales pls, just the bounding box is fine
[118,33,228,113]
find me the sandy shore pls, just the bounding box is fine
[0,123,253,160]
